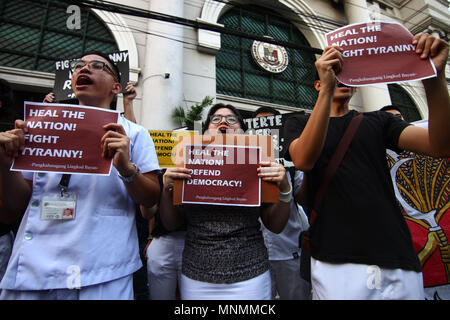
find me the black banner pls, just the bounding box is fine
[244,111,305,167]
[53,50,130,101]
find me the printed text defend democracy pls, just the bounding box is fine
[186,178,242,187]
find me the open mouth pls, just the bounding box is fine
[76,75,94,86]
[217,126,229,134]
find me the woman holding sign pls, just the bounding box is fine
[158,104,291,300]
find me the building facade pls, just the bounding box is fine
[0,0,449,130]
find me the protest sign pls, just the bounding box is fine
[326,21,436,86]
[53,50,130,101]
[11,102,119,175]
[244,112,305,167]
[182,144,261,206]
[173,134,278,205]
[149,130,196,168]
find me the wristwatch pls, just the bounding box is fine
[118,163,140,183]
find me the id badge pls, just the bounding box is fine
[41,193,77,220]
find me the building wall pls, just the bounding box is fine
[116,0,448,129]
[1,0,448,130]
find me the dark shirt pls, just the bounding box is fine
[151,170,186,238]
[0,222,14,237]
[0,108,16,131]
[283,110,421,272]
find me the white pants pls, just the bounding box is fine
[180,270,272,300]
[269,258,311,300]
[311,257,425,300]
[146,231,185,300]
[0,274,134,300]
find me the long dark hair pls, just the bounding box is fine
[203,103,248,133]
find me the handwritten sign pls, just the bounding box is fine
[182,144,261,206]
[326,21,436,86]
[11,102,119,175]
[53,50,130,101]
[149,130,196,168]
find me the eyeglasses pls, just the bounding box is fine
[70,60,119,82]
[210,114,238,125]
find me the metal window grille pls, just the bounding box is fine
[0,0,119,73]
[216,5,318,110]
[388,84,422,122]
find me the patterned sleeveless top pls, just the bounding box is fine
[182,204,269,284]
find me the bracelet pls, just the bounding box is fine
[279,184,292,203]
[118,163,140,183]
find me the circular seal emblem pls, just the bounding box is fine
[251,40,289,73]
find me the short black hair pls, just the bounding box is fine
[379,105,402,113]
[314,69,320,81]
[79,50,121,83]
[203,103,248,133]
[0,78,17,130]
[252,106,280,118]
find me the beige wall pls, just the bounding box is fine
[1,0,447,129]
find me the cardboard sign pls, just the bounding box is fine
[173,134,278,205]
[149,130,196,168]
[53,50,130,101]
[182,144,261,206]
[11,102,119,175]
[326,21,436,86]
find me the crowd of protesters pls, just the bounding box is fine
[0,32,448,300]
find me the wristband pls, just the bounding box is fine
[279,184,292,203]
[118,163,140,183]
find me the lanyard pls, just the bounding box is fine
[59,174,72,196]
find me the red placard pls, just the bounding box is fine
[326,21,436,86]
[182,144,261,206]
[173,134,279,205]
[11,102,119,175]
